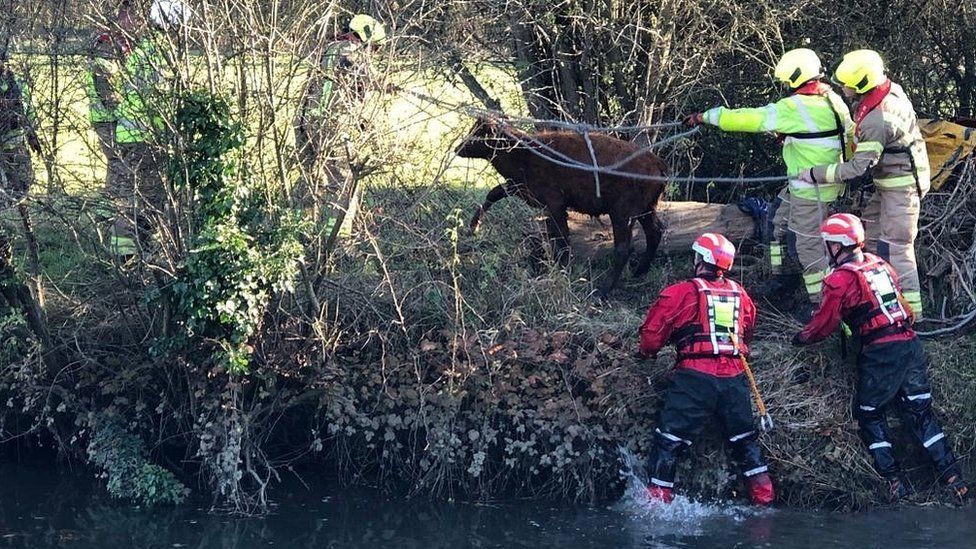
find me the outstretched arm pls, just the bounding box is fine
[700,103,780,134]
[793,272,855,345]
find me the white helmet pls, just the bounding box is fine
[150,0,189,30]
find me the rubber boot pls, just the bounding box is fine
[646,485,674,504]
[745,472,775,506]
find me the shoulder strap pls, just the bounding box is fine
[826,94,848,161]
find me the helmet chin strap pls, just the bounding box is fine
[694,255,722,279]
[826,243,861,266]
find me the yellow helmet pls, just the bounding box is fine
[833,49,886,94]
[773,48,823,89]
[349,14,387,45]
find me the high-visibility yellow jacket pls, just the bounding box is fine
[811,82,930,196]
[702,83,854,202]
[116,36,164,144]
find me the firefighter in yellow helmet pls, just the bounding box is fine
[798,49,929,317]
[295,14,387,240]
[685,49,854,319]
[1,51,41,210]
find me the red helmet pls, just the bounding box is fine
[692,233,735,271]
[820,213,864,247]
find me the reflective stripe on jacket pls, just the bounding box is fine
[836,253,912,340]
[702,86,854,202]
[812,82,930,194]
[673,278,747,360]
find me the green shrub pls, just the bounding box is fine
[165,91,302,374]
[87,420,189,507]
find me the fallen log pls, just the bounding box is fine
[563,201,757,261]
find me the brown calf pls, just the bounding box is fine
[455,117,668,291]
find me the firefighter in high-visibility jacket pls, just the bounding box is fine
[295,14,387,239]
[86,30,129,189]
[111,0,183,257]
[638,233,774,506]
[1,53,41,209]
[685,49,854,317]
[793,214,968,503]
[800,50,929,317]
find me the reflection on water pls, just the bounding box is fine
[1,463,975,548]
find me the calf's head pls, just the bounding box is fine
[454,116,514,160]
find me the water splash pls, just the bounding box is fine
[615,446,772,536]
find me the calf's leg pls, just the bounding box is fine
[602,218,634,292]
[545,207,572,266]
[632,210,664,277]
[470,183,512,232]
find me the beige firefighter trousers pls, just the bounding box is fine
[768,186,832,303]
[294,117,360,239]
[93,121,123,191]
[860,186,924,317]
[109,142,165,257]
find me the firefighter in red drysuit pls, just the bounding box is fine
[638,233,775,506]
[793,213,968,503]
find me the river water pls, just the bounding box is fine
[1,463,975,548]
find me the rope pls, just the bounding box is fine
[495,122,786,185]
[597,126,702,173]
[579,126,602,198]
[401,88,785,185]
[493,111,686,133]
[400,87,687,133]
